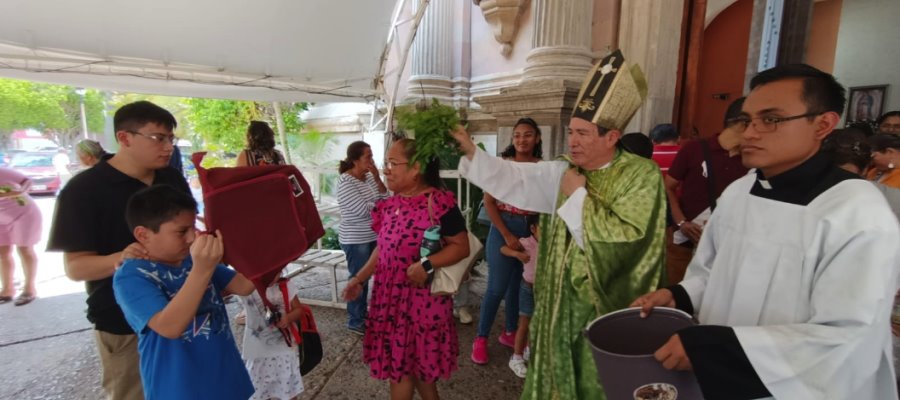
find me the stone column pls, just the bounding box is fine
[407,0,455,102]
[617,0,685,133]
[522,0,595,84]
[469,0,596,159]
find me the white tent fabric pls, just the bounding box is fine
[0,0,397,102]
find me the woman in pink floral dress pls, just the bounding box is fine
[343,138,470,400]
[0,167,41,306]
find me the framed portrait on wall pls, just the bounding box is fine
[847,85,887,124]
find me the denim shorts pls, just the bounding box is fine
[519,282,534,317]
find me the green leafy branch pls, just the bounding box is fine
[395,98,461,169]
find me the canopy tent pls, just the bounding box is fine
[0,0,400,103]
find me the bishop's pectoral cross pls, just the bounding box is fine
[577,56,619,113]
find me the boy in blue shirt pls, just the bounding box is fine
[114,184,255,400]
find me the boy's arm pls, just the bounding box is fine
[146,266,216,339]
[224,272,255,296]
[147,231,223,339]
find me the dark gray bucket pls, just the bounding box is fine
[584,307,704,400]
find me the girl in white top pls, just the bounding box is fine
[240,275,305,400]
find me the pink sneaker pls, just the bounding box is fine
[471,337,489,365]
[498,331,516,348]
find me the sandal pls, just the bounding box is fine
[0,295,12,304]
[13,293,35,306]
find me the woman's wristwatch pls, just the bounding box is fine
[676,220,687,228]
[420,256,434,275]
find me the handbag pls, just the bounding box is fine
[193,150,324,347]
[279,279,322,375]
[191,151,324,286]
[426,194,484,296]
[475,200,492,226]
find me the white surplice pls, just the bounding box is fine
[680,173,900,399]
[458,148,590,248]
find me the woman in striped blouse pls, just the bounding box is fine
[337,141,388,335]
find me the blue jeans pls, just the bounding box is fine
[341,241,376,330]
[477,213,529,337]
[518,282,534,317]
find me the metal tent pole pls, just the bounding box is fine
[370,0,431,145]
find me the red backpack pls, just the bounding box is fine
[191,152,324,327]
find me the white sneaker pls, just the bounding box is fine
[458,306,473,324]
[509,357,527,379]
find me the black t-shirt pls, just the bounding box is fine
[438,206,467,237]
[47,159,190,334]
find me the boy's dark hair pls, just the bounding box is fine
[822,129,871,172]
[113,101,177,139]
[500,117,544,158]
[649,124,678,144]
[877,111,900,126]
[749,64,846,116]
[723,97,746,128]
[126,185,198,232]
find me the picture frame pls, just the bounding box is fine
[846,85,887,124]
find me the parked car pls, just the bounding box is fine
[0,149,26,167]
[8,152,61,195]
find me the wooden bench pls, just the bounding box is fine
[285,249,348,309]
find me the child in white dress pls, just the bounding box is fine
[240,276,305,400]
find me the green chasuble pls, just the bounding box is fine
[521,149,667,400]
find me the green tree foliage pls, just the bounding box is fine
[287,128,340,198]
[0,78,104,149]
[287,128,337,167]
[182,99,310,154]
[183,98,259,153]
[0,77,311,164]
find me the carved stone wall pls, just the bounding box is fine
[476,0,529,57]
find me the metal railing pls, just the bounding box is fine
[297,165,475,217]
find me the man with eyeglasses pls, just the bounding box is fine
[633,64,900,399]
[48,101,191,400]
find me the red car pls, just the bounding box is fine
[9,152,62,195]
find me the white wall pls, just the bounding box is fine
[832,0,900,116]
